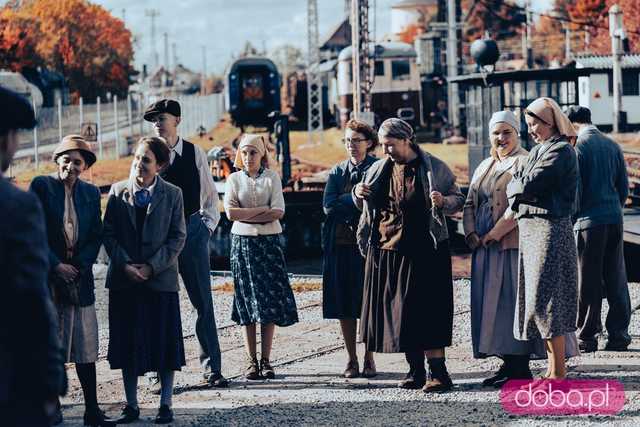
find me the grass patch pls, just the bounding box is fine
[213,280,323,293]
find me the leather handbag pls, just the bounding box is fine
[51,272,81,306]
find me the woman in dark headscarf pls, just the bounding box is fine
[506,97,580,380]
[322,119,378,379]
[354,118,464,393]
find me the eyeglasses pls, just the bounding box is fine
[342,137,369,145]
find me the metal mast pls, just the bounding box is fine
[145,9,160,69]
[307,0,323,144]
[351,0,373,122]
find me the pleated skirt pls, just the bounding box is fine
[107,290,186,375]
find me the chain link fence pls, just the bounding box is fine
[15,92,225,170]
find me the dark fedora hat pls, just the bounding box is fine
[53,134,97,168]
[143,99,181,121]
[0,86,36,133]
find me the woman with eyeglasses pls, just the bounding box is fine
[322,119,378,379]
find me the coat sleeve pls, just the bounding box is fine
[102,185,132,271]
[8,192,66,399]
[520,144,575,197]
[147,189,187,276]
[323,167,355,218]
[616,145,629,206]
[28,177,61,269]
[72,186,103,274]
[440,167,465,216]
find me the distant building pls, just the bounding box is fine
[575,54,640,131]
[391,0,437,39]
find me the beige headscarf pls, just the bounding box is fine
[233,133,275,169]
[525,97,577,145]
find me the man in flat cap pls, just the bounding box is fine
[143,98,227,387]
[566,105,632,353]
[0,86,67,425]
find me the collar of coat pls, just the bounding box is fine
[122,175,168,229]
[356,149,456,255]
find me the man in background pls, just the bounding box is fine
[567,105,632,353]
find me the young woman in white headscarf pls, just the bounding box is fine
[506,97,580,380]
[354,118,464,393]
[224,134,299,381]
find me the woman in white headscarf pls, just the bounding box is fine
[464,111,546,388]
[506,97,580,380]
[224,134,299,381]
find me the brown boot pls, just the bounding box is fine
[361,359,377,378]
[343,360,360,378]
[398,351,426,389]
[423,358,453,393]
[260,358,275,379]
[245,355,260,380]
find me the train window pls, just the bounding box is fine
[391,60,411,80]
[374,61,384,76]
[242,74,264,105]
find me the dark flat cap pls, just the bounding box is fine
[143,99,181,121]
[564,105,592,124]
[0,86,36,133]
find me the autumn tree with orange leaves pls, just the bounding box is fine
[534,0,640,60]
[0,0,136,100]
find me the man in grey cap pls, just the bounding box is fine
[566,105,632,352]
[143,99,227,387]
[0,86,67,425]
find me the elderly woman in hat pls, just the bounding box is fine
[506,97,580,380]
[463,111,547,388]
[29,135,114,426]
[224,134,299,380]
[354,118,464,393]
[322,119,378,379]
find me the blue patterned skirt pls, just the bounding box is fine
[230,233,299,326]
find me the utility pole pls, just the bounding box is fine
[172,42,178,71]
[145,9,160,69]
[163,32,169,71]
[565,25,571,61]
[201,46,207,96]
[609,4,624,133]
[446,0,459,130]
[307,0,323,144]
[351,0,373,124]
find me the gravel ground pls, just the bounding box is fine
[57,266,640,426]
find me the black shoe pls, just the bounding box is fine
[604,340,631,351]
[83,408,116,427]
[207,372,230,388]
[154,405,174,424]
[116,405,140,424]
[398,369,427,389]
[579,340,598,353]
[482,364,509,387]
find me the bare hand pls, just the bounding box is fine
[466,232,482,250]
[131,263,153,281]
[481,232,498,247]
[430,191,444,209]
[354,183,372,199]
[124,264,147,283]
[55,263,79,283]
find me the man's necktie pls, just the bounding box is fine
[134,189,151,208]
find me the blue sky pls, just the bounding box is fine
[3,0,553,75]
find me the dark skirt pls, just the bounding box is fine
[230,233,299,327]
[107,290,186,375]
[360,240,453,353]
[322,243,366,319]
